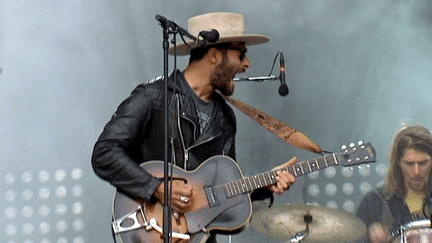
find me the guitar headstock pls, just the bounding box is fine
[336,141,376,166]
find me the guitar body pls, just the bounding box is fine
[112,155,252,243]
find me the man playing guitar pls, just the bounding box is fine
[92,12,295,243]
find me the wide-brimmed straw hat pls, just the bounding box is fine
[169,12,270,55]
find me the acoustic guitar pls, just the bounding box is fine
[112,142,376,243]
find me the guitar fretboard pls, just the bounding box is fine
[223,153,338,198]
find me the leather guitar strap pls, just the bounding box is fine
[223,96,322,154]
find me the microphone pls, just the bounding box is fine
[278,52,289,96]
[199,29,220,43]
[196,29,220,47]
[155,14,173,28]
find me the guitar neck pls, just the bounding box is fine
[223,153,338,198]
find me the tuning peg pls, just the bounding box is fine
[349,143,355,148]
[341,145,347,150]
[358,141,363,145]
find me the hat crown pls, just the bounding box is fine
[169,12,270,55]
[188,12,245,38]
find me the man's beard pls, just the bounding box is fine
[210,54,238,96]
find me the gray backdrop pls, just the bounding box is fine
[1,0,432,242]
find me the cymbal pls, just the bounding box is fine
[251,203,367,242]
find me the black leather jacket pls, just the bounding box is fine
[91,70,237,202]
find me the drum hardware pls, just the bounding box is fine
[287,214,312,243]
[251,203,367,242]
[390,219,432,243]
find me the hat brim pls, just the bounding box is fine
[169,34,270,56]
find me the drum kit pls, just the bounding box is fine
[250,203,432,243]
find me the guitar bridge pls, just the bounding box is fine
[112,205,150,234]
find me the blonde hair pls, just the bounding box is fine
[382,124,432,200]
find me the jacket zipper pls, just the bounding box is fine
[176,95,190,170]
[176,94,221,169]
[181,130,222,168]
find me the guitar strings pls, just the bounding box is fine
[193,154,339,197]
[191,169,280,197]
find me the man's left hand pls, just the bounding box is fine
[266,157,297,194]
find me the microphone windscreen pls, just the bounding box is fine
[278,84,289,96]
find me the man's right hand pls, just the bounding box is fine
[153,180,193,214]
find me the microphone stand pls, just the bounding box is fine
[158,17,173,243]
[234,51,289,97]
[155,14,198,243]
[233,75,279,82]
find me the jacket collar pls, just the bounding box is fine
[170,70,235,144]
[167,69,188,95]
